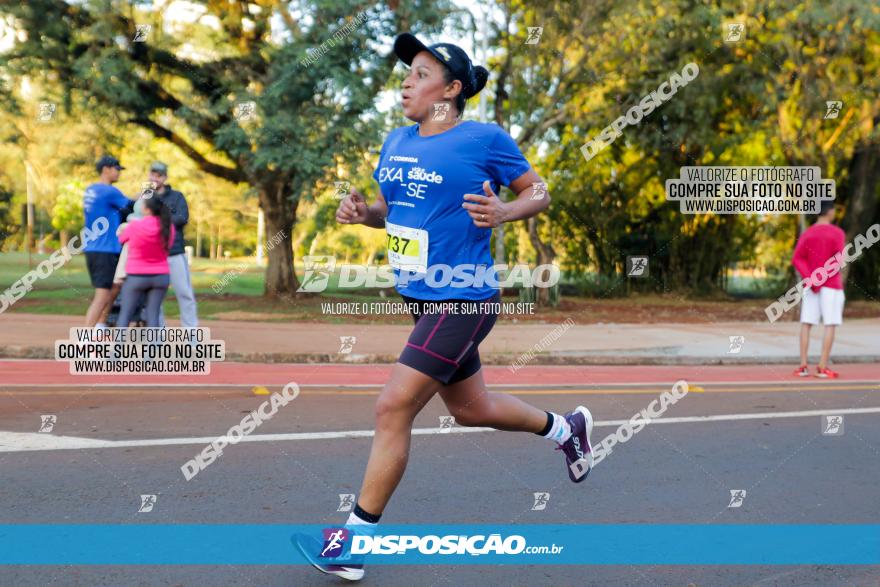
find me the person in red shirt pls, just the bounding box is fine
[791,201,846,378]
[115,197,175,327]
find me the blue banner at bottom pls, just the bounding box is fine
[0,525,877,565]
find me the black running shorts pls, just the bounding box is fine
[85,251,121,290]
[398,291,501,385]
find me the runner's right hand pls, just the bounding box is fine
[336,188,369,225]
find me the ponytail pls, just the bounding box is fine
[144,196,173,252]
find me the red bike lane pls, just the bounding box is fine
[1,360,877,387]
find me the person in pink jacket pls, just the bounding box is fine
[791,201,846,378]
[115,197,176,327]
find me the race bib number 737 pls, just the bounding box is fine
[385,221,428,273]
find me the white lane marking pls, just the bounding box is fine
[2,379,877,389]
[0,432,115,451]
[1,406,879,453]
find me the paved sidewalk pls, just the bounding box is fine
[0,312,877,365]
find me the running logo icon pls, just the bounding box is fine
[37,103,56,122]
[438,416,455,433]
[38,414,56,433]
[337,494,355,512]
[822,415,844,436]
[234,101,257,121]
[824,101,843,119]
[338,336,356,354]
[728,335,745,354]
[320,528,349,558]
[333,181,350,200]
[138,495,157,513]
[724,23,744,42]
[133,24,151,42]
[626,256,649,278]
[529,182,548,201]
[727,490,746,508]
[141,182,157,200]
[525,27,543,45]
[531,492,550,511]
[298,256,336,292]
[432,103,450,121]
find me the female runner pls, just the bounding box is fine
[296,32,594,581]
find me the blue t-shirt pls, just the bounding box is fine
[82,183,130,253]
[372,121,531,300]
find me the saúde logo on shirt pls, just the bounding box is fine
[377,162,444,200]
[407,167,443,184]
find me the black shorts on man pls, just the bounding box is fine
[85,251,121,289]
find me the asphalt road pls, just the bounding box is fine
[1,379,878,586]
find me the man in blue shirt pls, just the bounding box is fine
[83,155,133,327]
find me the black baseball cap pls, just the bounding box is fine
[95,155,124,173]
[393,32,488,99]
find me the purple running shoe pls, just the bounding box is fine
[555,406,594,482]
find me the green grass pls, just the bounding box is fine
[0,251,272,293]
[726,273,790,298]
[0,251,395,321]
[4,251,875,324]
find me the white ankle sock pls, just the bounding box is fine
[543,412,572,444]
[346,511,378,537]
[346,511,375,525]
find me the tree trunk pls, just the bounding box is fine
[840,138,880,293]
[259,178,299,297]
[527,216,556,305]
[195,223,202,258]
[59,229,68,249]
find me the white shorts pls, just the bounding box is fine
[800,287,844,326]
[113,243,129,284]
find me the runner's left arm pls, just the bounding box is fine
[462,170,550,228]
[463,127,550,227]
[499,169,551,222]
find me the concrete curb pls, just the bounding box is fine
[3,345,878,366]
